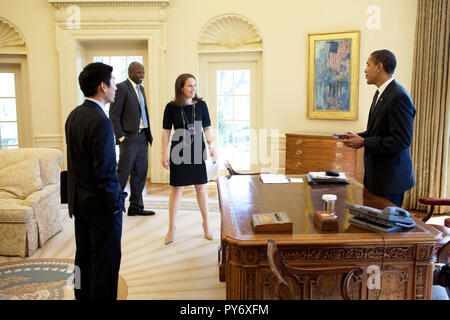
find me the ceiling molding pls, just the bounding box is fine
[48,0,169,7]
[49,0,169,25]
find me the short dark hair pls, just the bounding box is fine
[78,62,113,97]
[370,50,397,74]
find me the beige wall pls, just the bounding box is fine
[0,0,60,147]
[0,0,417,156]
[164,0,417,136]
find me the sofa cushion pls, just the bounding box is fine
[0,199,33,222]
[0,190,18,199]
[0,158,44,199]
[0,148,63,186]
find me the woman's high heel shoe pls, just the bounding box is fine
[164,228,175,245]
[202,222,213,241]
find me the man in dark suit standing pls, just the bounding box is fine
[343,50,415,207]
[65,62,127,300]
[109,62,155,216]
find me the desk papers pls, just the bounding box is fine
[260,174,289,184]
[307,172,348,184]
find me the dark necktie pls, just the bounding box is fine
[369,90,379,119]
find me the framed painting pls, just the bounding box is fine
[307,30,360,120]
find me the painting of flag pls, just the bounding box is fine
[307,31,360,120]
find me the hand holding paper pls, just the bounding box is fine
[206,158,219,181]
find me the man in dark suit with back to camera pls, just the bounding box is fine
[343,50,415,207]
[65,62,128,300]
[109,62,155,216]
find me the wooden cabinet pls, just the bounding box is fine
[285,133,357,177]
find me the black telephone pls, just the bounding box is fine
[345,204,416,233]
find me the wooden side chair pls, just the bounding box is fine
[224,160,260,177]
[267,239,363,300]
[417,197,450,264]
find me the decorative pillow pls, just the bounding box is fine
[0,158,44,199]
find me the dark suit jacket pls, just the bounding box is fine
[109,79,153,145]
[65,100,127,218]
[359,80,416,195]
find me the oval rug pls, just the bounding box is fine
[0,259,128,300]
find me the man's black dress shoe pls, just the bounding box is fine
[127,206,156,216]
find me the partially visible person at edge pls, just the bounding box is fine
[343,49,415,207]
[161,73,217,245]
[65,62,127,300]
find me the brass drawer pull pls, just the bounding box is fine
[336,141,343,148]
[335,165,342,171]
[336,153,343,159]
[296,162,302,168]
[296,150,302,156]
[296,139,302,145]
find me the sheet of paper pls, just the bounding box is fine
[290,177,303,183]
[205,159,219,181]
[260,174,289,184]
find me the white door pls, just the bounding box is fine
[84,40,148,162]
[204,59,260,173]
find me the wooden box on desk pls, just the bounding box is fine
[251,212,293,232]
[313,211,339,231]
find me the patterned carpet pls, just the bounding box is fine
[0,259,128,300]
[0,195,225,300]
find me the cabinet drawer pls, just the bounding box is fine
[286,136,346,149]
[286,146,356,161]
[285,158,356,175]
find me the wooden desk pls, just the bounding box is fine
[217,175,441,300]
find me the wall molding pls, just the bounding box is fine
[0,18,27,54]
[34,135,64,149]
[51,0,167,182]
[198,13,263,51]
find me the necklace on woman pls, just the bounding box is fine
[180,103,196,146]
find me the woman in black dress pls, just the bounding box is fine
[161,73,217,245]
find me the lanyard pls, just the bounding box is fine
[180,103,196,128]
[180,103,196,146]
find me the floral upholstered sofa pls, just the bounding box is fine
[0,148,63,257]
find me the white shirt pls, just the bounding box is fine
[128,77,146,129]
[376,77,395,104]
[85,98,106,114]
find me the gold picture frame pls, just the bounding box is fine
[307,30,360,120]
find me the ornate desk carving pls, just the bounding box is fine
[217,175,440,300]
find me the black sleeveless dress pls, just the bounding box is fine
[162,100,211,186]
